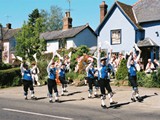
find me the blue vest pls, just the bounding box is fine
[59,68,65,78]
[87,68,95,78]
[129,65,136,76]
[23,70,32,81]
[49,68,56,80]
[98,65,108,80]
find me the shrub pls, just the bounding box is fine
[66,71,78,81]
[136,71,146,87]
[0,68,22,88]
[136,70,160,88]
[0,62,12,70]
[37,60,48,84]
[116,59,128,80]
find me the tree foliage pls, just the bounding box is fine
[15,9,46,62]
[116,59,128,80]
[40,5,63,31]
[28,9,41,27]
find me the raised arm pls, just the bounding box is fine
[68,51,72,59]
[86,62,93,72]
[106,49,112,65]
[134,44,141,62]
[47,52,55,73]
[33,53,38,63]
[127,52,133,68]
[56,51,63,61]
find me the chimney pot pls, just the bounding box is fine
[63,11,72,30]
[6,23,11,29]
[100,1,108,23]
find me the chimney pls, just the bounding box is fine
[6,23,12,29]
[100,1,108,23]
[63,11,72,30]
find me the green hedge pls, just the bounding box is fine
[137,70,160,88]
[0,68,22,88]
[0,62,12,70]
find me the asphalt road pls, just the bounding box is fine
[0,85,160,120]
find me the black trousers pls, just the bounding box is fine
[87,77,97,91]
[129,76,138,89]
[47,78,58,96]
[98,78,112,95]
[59,76,68,88]
[23,79,34,96]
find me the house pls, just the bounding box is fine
[96,0,160,66]
[40,11,97,52]
[0,23,20,63]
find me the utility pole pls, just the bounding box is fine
[0,24,3,63]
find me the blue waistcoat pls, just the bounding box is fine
[129,65,136,76]
[48,68,56,80]
[87,68,95,78]
[23,70,32,81]
[59,68,65,78]
[98,65,108,80]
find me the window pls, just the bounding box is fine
[111,29,121,45]
[59,39,66,49]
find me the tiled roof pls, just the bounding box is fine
[116,1,142,29]
[2,28,20,40]
[133,0,160,23]
[137,37,158,47]
[40,24,95,41]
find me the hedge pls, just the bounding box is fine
[0,68,22,88]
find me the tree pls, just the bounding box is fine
[15,18,45,62]
[28,9,41,27]
[40,5,63,31]
[116,59,128,80]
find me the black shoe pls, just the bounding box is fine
[110,101,118,105]
[49,100,53,103]
[31,96,37,100]
[63,90,68,93]
[24,97,28,100]
[131,98,136,102]
[101,105,107,109]
[61,94,65,96]
[94,94,99,98]
[55,99,60,103]
[136,96,143,102]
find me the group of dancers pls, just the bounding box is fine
[19,43,145,108]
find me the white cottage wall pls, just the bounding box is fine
[98,7,136,53]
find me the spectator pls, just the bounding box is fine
[153,59,160,70]
[145,59,155,74]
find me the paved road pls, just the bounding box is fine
[0,85,160,120]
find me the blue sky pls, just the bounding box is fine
[0,0,138,31]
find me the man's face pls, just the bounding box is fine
[130,60,134,65]
[51,63,55,68]
[61,64,65,69]
[101,60,106,65]
[25,65,29,70]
